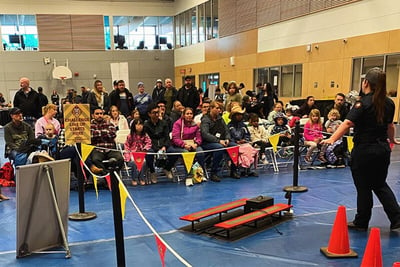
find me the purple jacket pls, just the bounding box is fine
[171,118,202,148]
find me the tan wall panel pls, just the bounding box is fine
[344,32,390,57]
[212,30,257,59]
[341,60,353,91]
[203,60,220,73]
[257,50,281,67]
[177,28,400,101]
[309,40,345,62]
[388,30,400,52]
[280,46,309,65]
[205,39,219,61]
[235,30,258,56]
[305,61,325,98]
[217,35,237,58]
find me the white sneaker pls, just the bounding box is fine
[163,169,173,179]
[185,178,193,187]
[260,155,268,164]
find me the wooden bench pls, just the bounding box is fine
[214,203,292,238]
[180,198,249,231]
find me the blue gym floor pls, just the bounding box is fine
[1,145,400,266]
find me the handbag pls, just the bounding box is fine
[183,139,195,146]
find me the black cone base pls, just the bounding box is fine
[69,212,97,221]
[283,185,308,193]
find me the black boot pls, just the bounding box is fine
[247,168,258,177]
[230,166,240,179]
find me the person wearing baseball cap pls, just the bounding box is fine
[152,79,166,103]
[133,82,152,121]
[4,107,36,167]
[177,76,199,112]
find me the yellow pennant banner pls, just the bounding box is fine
[268,134,280,152]
[81,144,95,162]
[182,152,196,173]
[119,181,129,220]
[92,175,99,199]
[346,136,354,153]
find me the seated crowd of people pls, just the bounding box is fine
[3,77,352,189]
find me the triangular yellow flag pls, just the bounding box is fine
[119,182,128,220]
[92,175,99,199]
[81,144,95,161]
[182,152,196,173]
[268,134,280,152]
[346,136,354,153]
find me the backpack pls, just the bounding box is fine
[190,162,204,184]
[0,162,14,181]
[0,162,15,187]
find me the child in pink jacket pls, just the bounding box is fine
[303,109,326,163]
[124,119,152,186]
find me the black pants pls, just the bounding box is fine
[350,142,400,227]
[91,149,124,171]
[253,140,268,156]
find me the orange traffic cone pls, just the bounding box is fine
[320,205,358,258]
[360,228,382,267]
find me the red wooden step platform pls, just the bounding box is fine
[180,198,249,231]
[214,203,292,238]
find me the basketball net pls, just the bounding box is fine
[60,76,66,85]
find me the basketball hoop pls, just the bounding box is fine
[52,60,73,85]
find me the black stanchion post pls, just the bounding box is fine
[108,158,126,267]
[69,143,97,221]
[283,120,308,206]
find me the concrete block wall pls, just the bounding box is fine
[0,50,175,102]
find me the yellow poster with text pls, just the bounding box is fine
[64,104,91,145]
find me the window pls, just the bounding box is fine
[386,54,400,97]
[212,0,219,39]
[191,7,197,45]
[205,0,213,40]
[351,54,400,97]
[174,0,218,48]
[104,16,111,50]
[199,73,219,90]
[1,14,38,51]
[179,13,186,47]
[198,3,206,43]
[185,10,192,46]
[110,16,173,50]
[254,64,302,97]
[362,56,384,74]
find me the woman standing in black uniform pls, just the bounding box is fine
[322,67,400,231]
